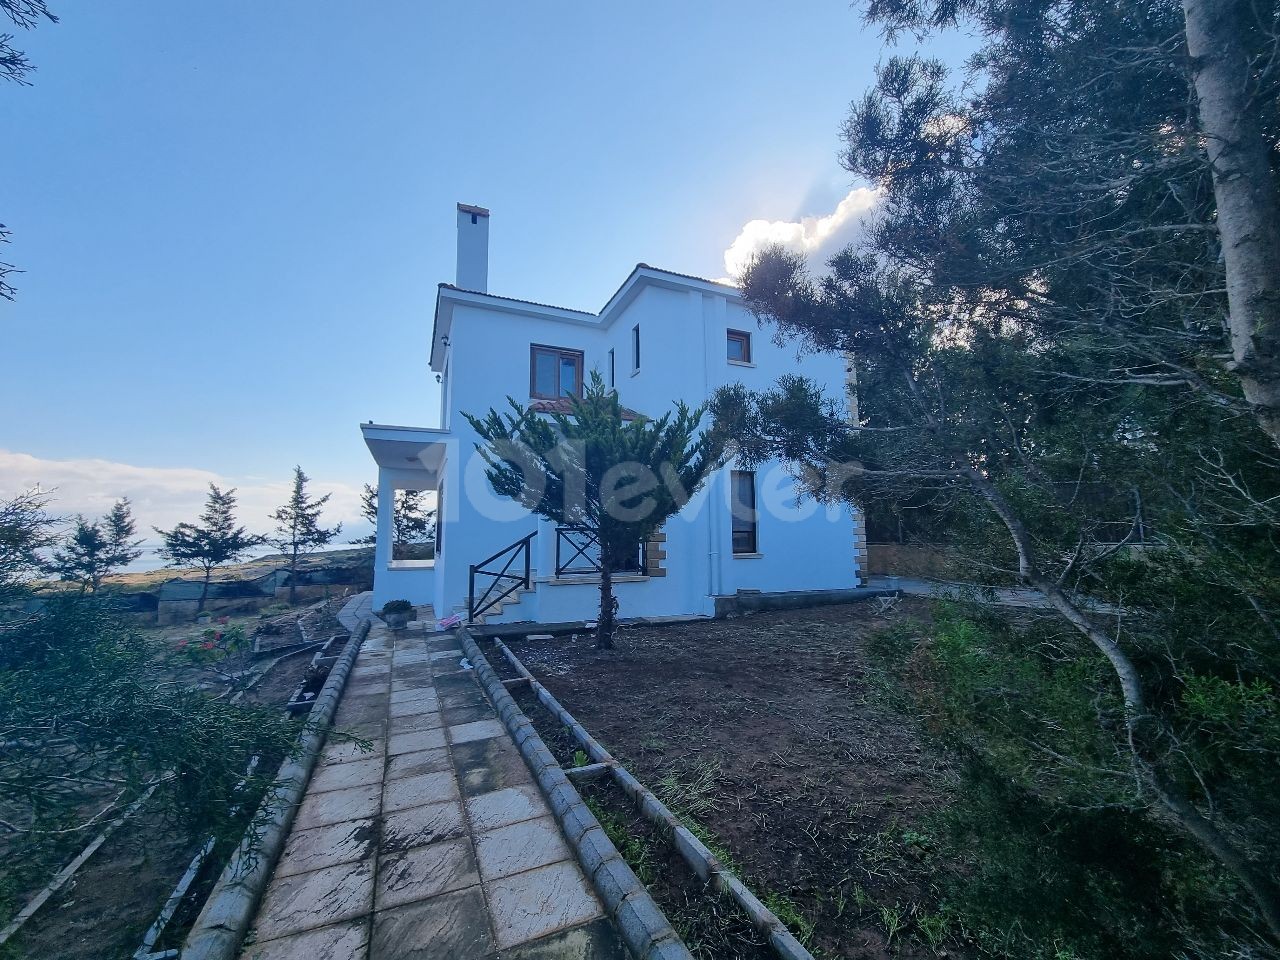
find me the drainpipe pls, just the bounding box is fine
[708,472,723,600]
[698,291,723,604]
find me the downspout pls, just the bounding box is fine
[700,292,723,602]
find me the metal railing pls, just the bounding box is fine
[468,532,535,621]
[554,525,645,577]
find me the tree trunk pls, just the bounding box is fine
[288,546,299,605]
[198,568,212,613]
[963,468,1280,940]
[596,564,615,650]
[1151,771,1280,940]
[1183,0,1280,448]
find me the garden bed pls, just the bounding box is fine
[481,599,962,960]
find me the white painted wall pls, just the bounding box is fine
[370,268,859,621]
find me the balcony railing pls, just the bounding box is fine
[554,525,645,578]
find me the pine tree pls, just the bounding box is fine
[354,484,435,556]
[268,466,342,604]
[0,488,56,601]
[712,0,1280,941]
[466,373,723,649]
[155,485,263,613]
[52,498,143,593]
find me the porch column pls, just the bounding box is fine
[375,470,395,570]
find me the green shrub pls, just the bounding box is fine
[0,598,298,926]
[866,604,1273,959]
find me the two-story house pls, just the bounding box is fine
[361,203,866,623]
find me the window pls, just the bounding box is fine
[530,345,584,399]
[631,324,641,373]
[608,348,616,388]
[727,329,752,363]
[730,470,758,555]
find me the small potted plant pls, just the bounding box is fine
[380,599,414,629]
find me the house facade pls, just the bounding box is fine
[362,204,865,624]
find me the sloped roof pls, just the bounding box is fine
[437,284,595,318]
[430,263,741,371]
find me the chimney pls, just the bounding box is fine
[455,202,490,292]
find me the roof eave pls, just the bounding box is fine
[597,265,741,327]
[427,266,742,370]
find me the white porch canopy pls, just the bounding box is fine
[361,422,451,485]
[361,423,451,577]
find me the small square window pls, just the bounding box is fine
[727,329,752,363]
[530,345,584,399]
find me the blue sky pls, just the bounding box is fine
[0,1,972,545]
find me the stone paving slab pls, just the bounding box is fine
[274,818,377,879]
[239,618,626,960]
[487,860,604,949]
[240,917,369,960]
[336,592,373,632]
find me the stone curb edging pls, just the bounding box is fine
[181,618,372,960]
[489,637,815,960]
[456,626,694,960]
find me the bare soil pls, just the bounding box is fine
[486,599,965,960]
[6,818,199,960]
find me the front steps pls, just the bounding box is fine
[451,586,535,625]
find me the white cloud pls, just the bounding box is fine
[720,186,880,282]
[0,449,366,546]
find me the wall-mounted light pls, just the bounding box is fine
[435,373,442,383]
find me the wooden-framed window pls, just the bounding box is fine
[727,329,752,363]
[730,470,758,555]
[631,324,641,373]
[608,348,616,388]
[530,345,584,399]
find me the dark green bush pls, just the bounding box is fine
[0,597,298,927]
[869,607,1276,959]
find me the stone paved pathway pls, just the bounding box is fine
[239,618,627,960]
[336,592,373,633]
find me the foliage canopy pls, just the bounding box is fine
[714,0,1280,951]
[467,373,723,647]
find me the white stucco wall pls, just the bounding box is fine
[370,270,859,621]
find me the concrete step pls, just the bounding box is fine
[455,587,534,625]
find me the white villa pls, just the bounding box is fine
[361,203,867,624]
